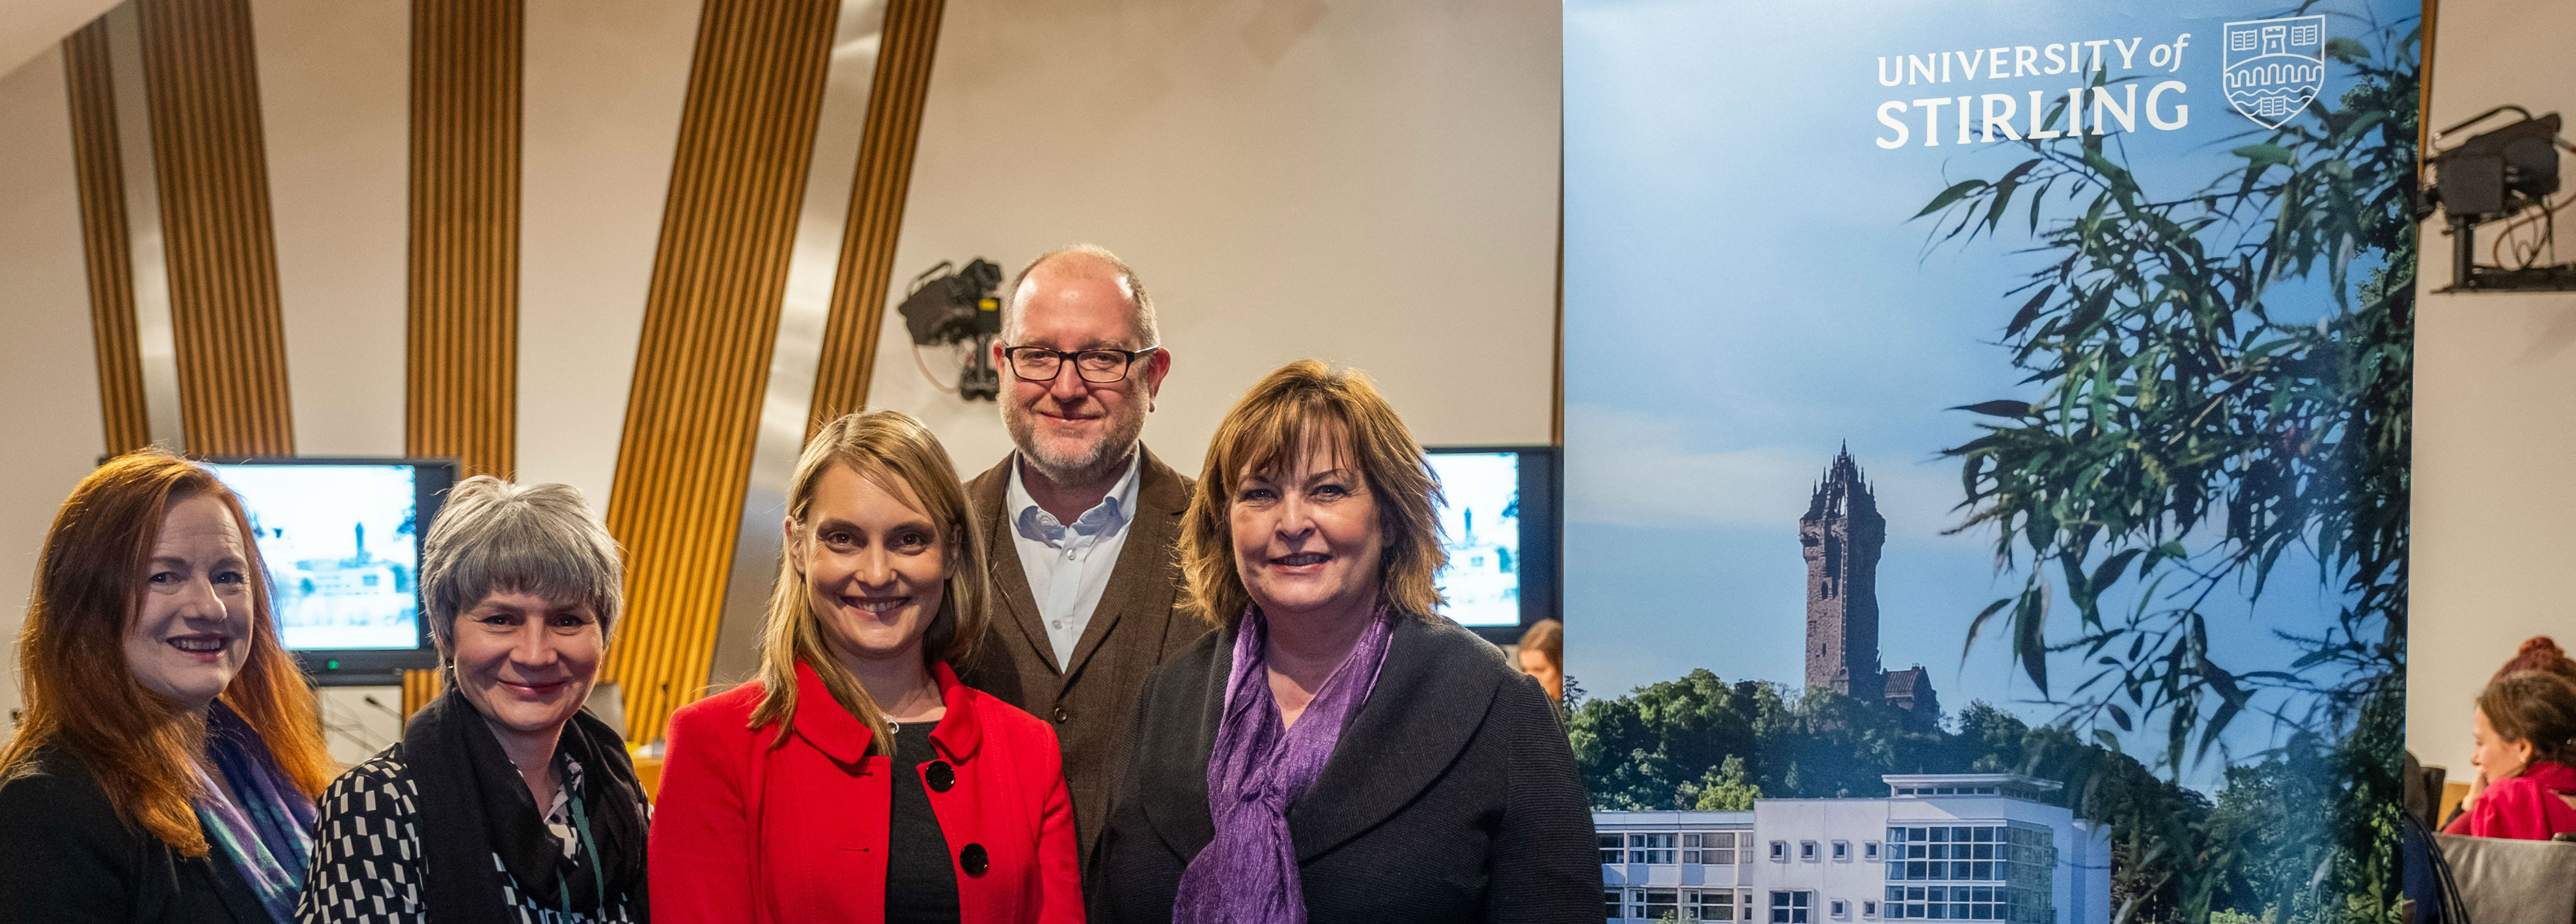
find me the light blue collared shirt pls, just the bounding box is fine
[1005,451,1143,669]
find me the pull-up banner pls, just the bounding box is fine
[1564,2,2416,921]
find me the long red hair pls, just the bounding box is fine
[0,451,330,856]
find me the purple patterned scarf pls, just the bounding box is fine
[195,703,316,924]
[1170,605,1397,924]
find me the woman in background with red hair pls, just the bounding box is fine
[0,451,333,923]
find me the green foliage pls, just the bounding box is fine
[1927,35,2416,759]
[1690,756,1763,811]
[1912,10,2418,922]
[2189,684,2402,924]
[1570,669,1767,811]
[1569,670,1994,810]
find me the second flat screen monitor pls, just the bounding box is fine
[1425,446,1559,639]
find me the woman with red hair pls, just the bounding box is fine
[0,451,333,923]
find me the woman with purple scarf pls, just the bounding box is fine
[1088,360,1604,924]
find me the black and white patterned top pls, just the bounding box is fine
[293,749,641,924]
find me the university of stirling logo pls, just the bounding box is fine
[2222,16,2329,128]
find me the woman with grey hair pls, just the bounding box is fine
[294,477,649,924]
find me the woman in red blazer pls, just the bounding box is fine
[651,412,1082,923]
[2444,669,2576,840]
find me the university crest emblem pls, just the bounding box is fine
[2222,16,2329,128]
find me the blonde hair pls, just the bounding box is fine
[748,411,987,755]
[1179,359,1446,627]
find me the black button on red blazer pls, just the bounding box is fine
[650,660,1084,923]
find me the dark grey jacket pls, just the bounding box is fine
[1089,615,1606,924]
[0,748,272,924]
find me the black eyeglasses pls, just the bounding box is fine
[1001,345,1161,384]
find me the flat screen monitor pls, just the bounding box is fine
[1424,445,1560,643]
[204,458,457,684]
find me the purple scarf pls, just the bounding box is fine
[195,703,316,924]
[1171,605,1397,924]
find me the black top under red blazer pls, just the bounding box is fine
[650,661,1082,923]
[1087,615,1606,924]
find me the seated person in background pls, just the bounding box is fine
[1517,618,1565,701]
[2445,669,2576,839]
[1089,359,1603,924]
[297,477,651,924]
[0,451,334,924]
[1518,618,1569,727]
[651,410,1081,924]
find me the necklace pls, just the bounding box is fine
[882,675,942,735]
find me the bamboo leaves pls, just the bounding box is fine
[1912,14,2418,921]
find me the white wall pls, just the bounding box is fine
[253,0,408,458]
[865,0,1562,479]
[243,0,415,764]
[237,0,714,493]
[514,0,701,504]
[0,0,121,79]
[0,46,109,736]
[2405,0,2576,781]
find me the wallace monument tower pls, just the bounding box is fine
[1800,447,1940,728]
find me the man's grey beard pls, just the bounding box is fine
[1003,402,1145,488]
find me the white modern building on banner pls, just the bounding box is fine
[1596,774,2113,923]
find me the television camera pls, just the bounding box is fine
[2423,106,2576,292]
[897,258,1006,400]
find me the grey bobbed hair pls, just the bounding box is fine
[419,475,625,654]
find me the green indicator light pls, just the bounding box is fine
[326,660,340,669]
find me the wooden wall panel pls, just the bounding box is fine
[137,0,292,458]
[63,20,151,456]
[602,0,839,745]
[400,667,443,719]
[805,0,946,436]
[404,0,525,716]
[408,0,520,482]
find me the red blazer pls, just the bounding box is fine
[2444,759,2576,840]
[651,660,1084,923]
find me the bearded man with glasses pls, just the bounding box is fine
[958,244,1205,870]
